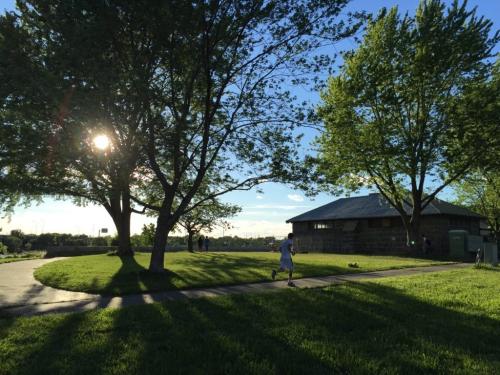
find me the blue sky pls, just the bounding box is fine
[1,0,498,238]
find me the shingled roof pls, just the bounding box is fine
[287,193,483,223]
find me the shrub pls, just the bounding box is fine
[63,235,90,246]
[110,236,119,246]
[0,242,8,254]
[2,236,22,252]
[130,234,146,247]
[91,237,109,246]
[33,233,59,248]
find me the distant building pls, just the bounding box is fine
[287,193,484,254]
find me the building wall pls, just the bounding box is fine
[293,215,481,255]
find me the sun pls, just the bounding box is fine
[93,135,110,150]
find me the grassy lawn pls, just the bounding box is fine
[1,266,499,374]
[0,252,44,264]
[33,251,449,295]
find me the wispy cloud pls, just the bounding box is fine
[240,210,291,217]
[244,204,311,210]
[221,219,292,237]
[256,195,264,200]
[287,194,304,202]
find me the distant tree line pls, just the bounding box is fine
[0,230,109,252]
[131,225,279,250]
[0,228,280,253]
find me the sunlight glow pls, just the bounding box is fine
[93,135,110,150]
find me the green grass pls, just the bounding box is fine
[0,252,44,264]
[1,266,499,374]
[34,252,448,295]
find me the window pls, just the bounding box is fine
[313,222,333,230]
[368,219,382,228]
[369,218,394,228]
[450,217,467,226]
[391,217,403,227]
[449,216,470,229]
[342,220,358,232]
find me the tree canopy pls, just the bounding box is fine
[175,199,240,251]
[0,1,362,270]
[0,1,159,254]
[128,0,362,271]
[317,0,499,249]
[454,171,500,244]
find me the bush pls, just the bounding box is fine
[63,235,90,246]
[33,233,59,248]
[1,236,22,252]
[91,237,109,246]
[110,236,119,246]
[23,235,38,249]
[0,242,8,254]
[130,234,146,247]
[10,229,24,239]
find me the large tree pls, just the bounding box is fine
[0,1,160,255]
[1,1,362,268]
[454,171,500,245]
[91,0,361,272]
[175,199,240,252]
[317,0,499,251]
[452,60,500,244]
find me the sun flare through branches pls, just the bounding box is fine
[93,135,110,150]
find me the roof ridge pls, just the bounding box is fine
[287,192,484,222]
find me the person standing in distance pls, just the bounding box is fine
[271,233,296,287]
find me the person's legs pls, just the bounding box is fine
[287,259,294,286]
[271,267,285,280]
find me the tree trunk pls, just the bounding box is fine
[409,219,422,254]
[149,212,170,272]
[109,190,133,256]
[401,214,421,254]
[115,210,133,256]
[187,231,194,252]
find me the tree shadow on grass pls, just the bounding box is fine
[168,252,352,289]
[34,252,448,296]
[103,251,449,295]
[99,253,280,295]
[171,254,278,285]
[4,277,499,374]
[208,285,497,373]
[100,255,187,296]
[473,265,500,272]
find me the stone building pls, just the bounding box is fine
[287,193,484,255]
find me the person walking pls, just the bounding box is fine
[422,234,432,255]
[197,236,204,252]
[271,233,296,287]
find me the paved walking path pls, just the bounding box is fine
[0,258,469,317]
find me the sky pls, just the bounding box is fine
[1,0,499,238]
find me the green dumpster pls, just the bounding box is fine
[484,243,498,266]
[449,230,468,259]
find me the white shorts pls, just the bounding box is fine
[280,258,294,271]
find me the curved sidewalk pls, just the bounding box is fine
[0,259,469,317]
